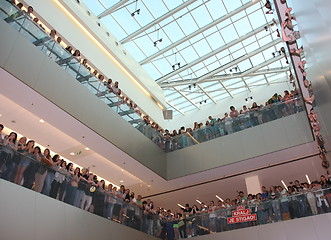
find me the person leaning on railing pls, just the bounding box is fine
[0,131,17,177]
[64,166,81,205]
[34,148,52,192]
[0,124,5,144]
[14,138,33,185]
[320,175,331,206]
[49,160,67,199]
[22,145,42,189]
[41,154,61,196]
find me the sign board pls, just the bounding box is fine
[227,206,257,224]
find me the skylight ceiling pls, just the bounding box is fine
[84,0,289,117]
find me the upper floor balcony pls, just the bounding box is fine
[0,0,314,180]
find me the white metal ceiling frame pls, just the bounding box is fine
[164,39,283,112]
[139,0,263,65]
[97,0,132,19]
[119,0,199,44]
[160,55,287,88]
[155,21,275,84]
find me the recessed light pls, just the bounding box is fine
[85,147,90,150]
[0,114,2,117]
[70,152,75,156]
[39,119,45,123]
[120,180,124,183]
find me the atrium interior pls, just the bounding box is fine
[1,0,331,239]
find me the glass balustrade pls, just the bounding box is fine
[139,97,305,152]
[0,144,163,237]
[0,0,307,153]
[1,143,331,239]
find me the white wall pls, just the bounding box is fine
[167,112,313,179]
[0,179,157,240]
[288,0,331,149]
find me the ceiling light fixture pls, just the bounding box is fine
[131,0,140,17]
[131,8,140,17]
[39,119,45,123]
[85,147,90,150]
[305,174,311,184]
[216,195,224,202]
[172,62,181,71]
[177,203,185,209]
[281,180,288,191]
[196,199,202,204]
[245,96,253,102]
[70,152,75,156]
[153,38,162,47]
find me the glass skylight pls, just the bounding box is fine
[83,0,289,117]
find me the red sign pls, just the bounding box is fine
[232,209,250,217]
[227,206,257,224]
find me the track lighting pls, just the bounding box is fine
[131,9,140,17]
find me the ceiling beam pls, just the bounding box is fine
[264,74,270,85]
[155,21,274,84]
[120,0,199,44]
[161,39,282,88]
[98,0,131,19]
[166,101,185,115]
[197,84,217,103]
[173,87,200,110]
[160,59,286,88]
[161,67,288,87]
[139,0,263,65]
[241,77,251,92]
[218,80,233,98]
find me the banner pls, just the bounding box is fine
[227,205,257,224]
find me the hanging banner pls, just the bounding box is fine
[227,205,257,224]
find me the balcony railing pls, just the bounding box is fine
[0,0,305,153]
[139,98,305,152]
[1,143,331,238]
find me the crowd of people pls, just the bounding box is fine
[2,0,330,239]
[161,176,331,239]
[2,1,309,155]
[2,0,144,121]
[1,125,330,239]
[138,89,304,152]
[0,124,159,233]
